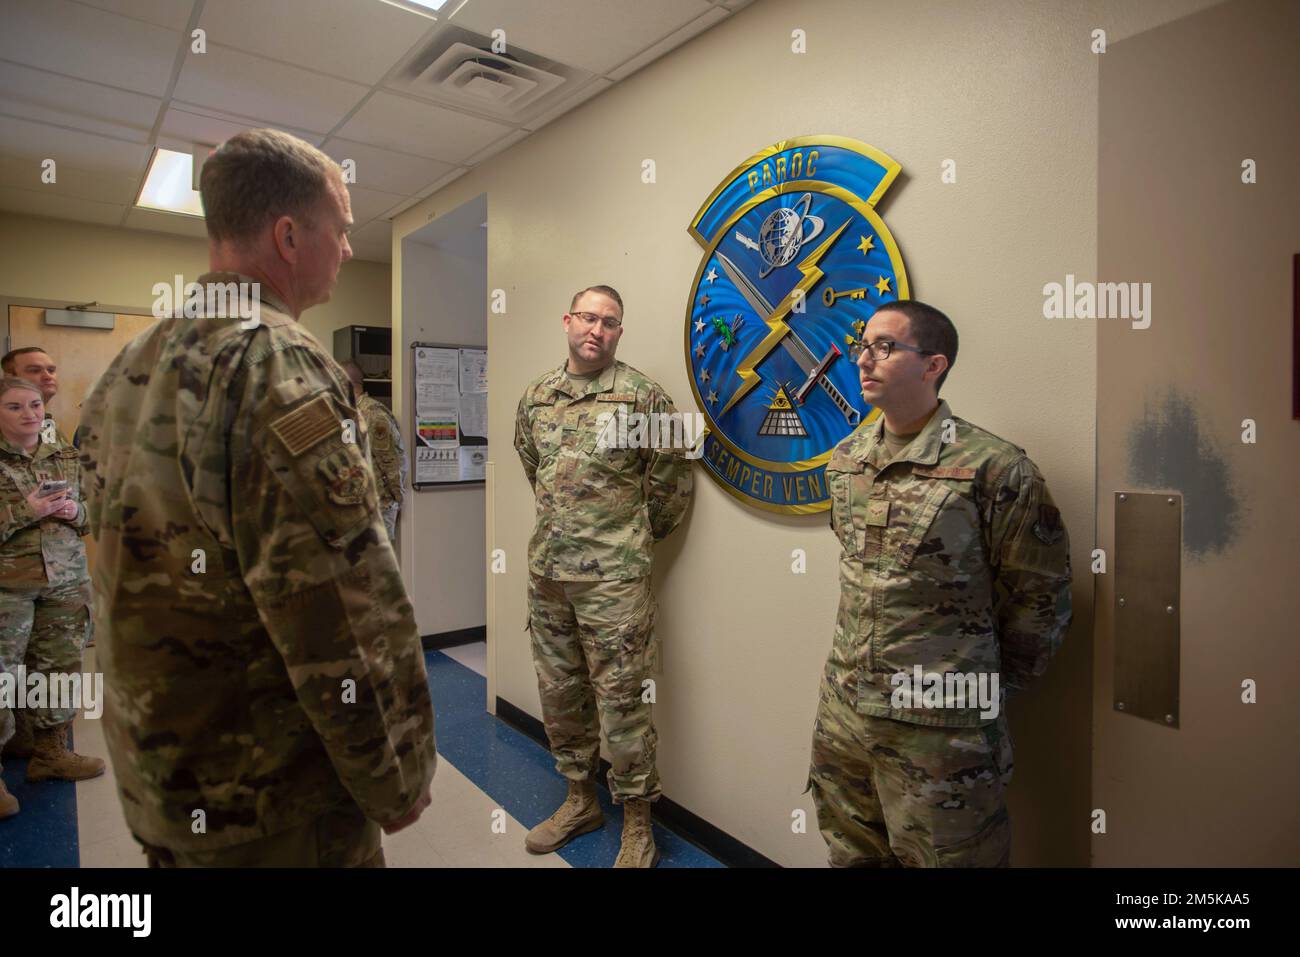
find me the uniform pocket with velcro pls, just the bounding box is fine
[893,483,953,568]
[889,466,979,571]
[825,459,865,555]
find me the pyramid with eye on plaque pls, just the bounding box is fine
[757,384,808,437]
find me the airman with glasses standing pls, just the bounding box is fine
[514,285,693,867]
[809,299,1072,867]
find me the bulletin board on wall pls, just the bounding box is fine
[410,341,487,489]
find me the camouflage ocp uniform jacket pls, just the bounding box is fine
[356,392,406,513]
[514,359,693,581]
[78,271,436,852]
[0,434,89,589]
[824,399,1072,727]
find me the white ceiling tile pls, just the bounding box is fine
[123,206,209,239]
[425,166,468,194]
[451,0,715,74]
[523,78,613,132]
[412,166,469,206]
[0,115,151,176]
[159,103,323,151]
[0,62,160,144]
[0,0,181,96]
[0,184,126,226]
[73,0,197,31]
[336,92,513,164]
[347,220,392,263]
[345,184,409,225]
[0,152,140,205]
[197,0,435,86]
[173,45,369,135]
[377,194,419,221]
[462,128,530,166]
[386,165,468,221]
[320,138,454,196]
[606,6,728,81]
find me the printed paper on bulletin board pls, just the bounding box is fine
[411,342,487,489]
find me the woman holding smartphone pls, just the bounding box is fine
[0,375,103,820]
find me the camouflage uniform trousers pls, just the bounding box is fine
[381,503,399,544]
[527,574,659,803]
[136,799,383,868]
[0,579,91,769]
[808,668,1014,867]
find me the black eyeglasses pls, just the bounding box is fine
[848,339,936,362]
[569,311,622,332]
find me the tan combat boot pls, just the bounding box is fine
[0,778,18,818]
[25,724,106,782]
[2,717,34,759]
[613,798,659,868]
[525,780,603,853]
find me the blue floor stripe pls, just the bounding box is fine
[425,649,724,868]
[2,656,724,868]
[0,730,80,868]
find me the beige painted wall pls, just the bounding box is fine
[1095,0,1299,866]
[0,211,391,349]
[394,0,1225,866]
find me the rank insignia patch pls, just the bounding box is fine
[684,136,910,513]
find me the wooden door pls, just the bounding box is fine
[7,305,160,573]
[8,305,158,443]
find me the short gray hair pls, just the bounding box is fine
[199,128,341,244]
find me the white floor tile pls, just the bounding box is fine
[79,831,147,868]
[439,641,486,677]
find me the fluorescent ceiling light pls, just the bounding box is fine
[377,0,450,19]
[136,148,204,218]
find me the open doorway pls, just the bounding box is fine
[397,194,490,706]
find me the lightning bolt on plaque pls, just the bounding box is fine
[684,136,910,514]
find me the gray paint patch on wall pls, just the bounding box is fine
[1126,388,1243,559]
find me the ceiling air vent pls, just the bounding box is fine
[393,27,585,122]
[413,42,564,115]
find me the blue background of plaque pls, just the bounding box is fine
[689,187,900,468]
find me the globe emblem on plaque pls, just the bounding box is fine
[684,136,910,514]
[757,193,824,278]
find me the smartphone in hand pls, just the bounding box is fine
[37,479,70,496]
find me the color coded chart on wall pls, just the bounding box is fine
[411,341,487,489]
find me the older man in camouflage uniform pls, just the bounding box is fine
[515,284,692,868]
[341,361,407,544]
[78,129,436,867]
[810,300,1072,867]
